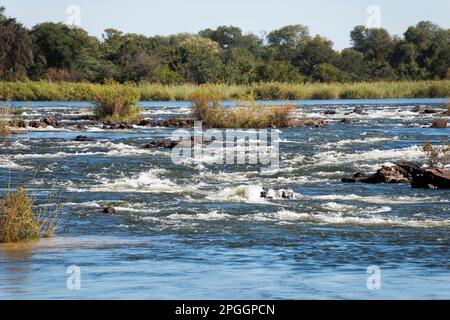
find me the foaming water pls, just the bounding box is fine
[0,99,449,299]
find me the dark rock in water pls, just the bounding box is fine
[29,120,47,128]
[353,107,368,115]
[103,123,134,130]
[324,110,337,115]
[43,117,59,127]
[75,135,92,142]
[103,207,116,214]
[287,118,330,128]
[396,162,450,189]
[143,139,192,149]
[422,107,438,114]
[137,119,153,126]
[136,118,194,128]
[412,106,421,113]
[16,120,29,128]
[260,187,296,200]
[341,118,352,124]
[430,118,448,128]
[342,165,411,184]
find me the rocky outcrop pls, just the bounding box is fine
[430,118,448,128]
[342,165,411,184]
[143,140,186,149]
[287,118,330,128]
[396,162,450,189]
[422,107,439,114]
[136,119,194,128]
[102,123,134,130]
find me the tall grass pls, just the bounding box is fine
[0,80,449,102]
[191,85,294,128]
[0,108,11,137]
[0,188,58,243]
[93,81,142,123]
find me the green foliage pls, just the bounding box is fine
[0,6,449,84]
[93,81,142,123]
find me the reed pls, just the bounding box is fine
[0,80,449,102]
[191,85,294,128]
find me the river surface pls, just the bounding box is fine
[0,99,449,299]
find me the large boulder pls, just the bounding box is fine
[396,162,450,189]
[431,118,448,128]
[342,165,411,184]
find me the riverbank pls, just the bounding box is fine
[0,80,449,102]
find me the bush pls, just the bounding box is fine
[93,81,142,123]
[422,139,449,169]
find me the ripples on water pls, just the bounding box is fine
[0,99,449,299]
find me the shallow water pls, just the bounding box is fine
[0,99,449,299]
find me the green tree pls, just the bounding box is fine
[0,7,34,80]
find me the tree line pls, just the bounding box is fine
[1,6,449,84]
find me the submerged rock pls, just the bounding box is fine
[342,165,411,184]
[353,107,368,115]
[340,118,352,124]
[74,135,92,142]
[103,207,116,214]
[324,110,337,115]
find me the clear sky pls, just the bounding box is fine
[1,0,449,50]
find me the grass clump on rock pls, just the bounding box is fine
[93,81,142,124]
[190,85,294,128]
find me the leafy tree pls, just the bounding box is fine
[0,7,34,80]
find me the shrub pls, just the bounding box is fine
[93,81,142,123]
[422,139,449,169]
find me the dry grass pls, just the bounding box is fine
[191,85,294,128]
[0,188,58,243]
[0,108,11,137]
[93,81,142,123]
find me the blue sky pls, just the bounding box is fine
[1,0,449,50]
